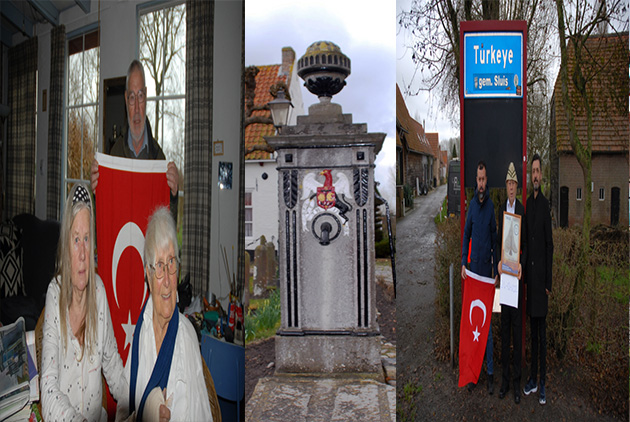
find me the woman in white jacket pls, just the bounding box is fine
[126,207,211,421]
[40,183,128,421]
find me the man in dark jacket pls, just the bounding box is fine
[90,60,179,221]
[461,160,498,394]
[497,162,526,404]
[522,153,553,405]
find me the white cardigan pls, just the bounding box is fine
[125,297,212,421]
[40,275,128,422]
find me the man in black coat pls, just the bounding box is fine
[523,153,553,405]
[497,162,526,404]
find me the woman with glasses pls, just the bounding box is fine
[41,183,128,421]
[124,207,212,421]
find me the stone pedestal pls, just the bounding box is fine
[266,99,385,374]
[275,334,382,374]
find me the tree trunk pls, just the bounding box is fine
[555,0,595,352]
[482,0,500,20]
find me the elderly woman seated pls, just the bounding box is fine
[125,207,212,421]
[41,183,128,421]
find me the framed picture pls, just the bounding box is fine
[214,140,224,156]
[501,211,521,277]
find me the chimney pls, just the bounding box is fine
[281,47,295,76]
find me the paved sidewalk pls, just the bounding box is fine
[245,373,395,421]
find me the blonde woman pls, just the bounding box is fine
[41,183,128,421]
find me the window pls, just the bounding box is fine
[139,2,186,233]
[599,187,605,201]
[576,187,582,201]
[139,3,186,173]
[245,191,253,237]
[65,29,99,198]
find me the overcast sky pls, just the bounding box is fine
[396,0,460,145]
[246,0,396,207]
[397,0,629,146]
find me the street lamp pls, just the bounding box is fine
[268,89,293,132]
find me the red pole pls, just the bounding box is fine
[521,22,528,369]
[459,22,466,299]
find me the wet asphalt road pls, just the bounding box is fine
[396,185,447,390]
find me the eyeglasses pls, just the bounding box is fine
[127,89,146,107]
[149,256,179,279]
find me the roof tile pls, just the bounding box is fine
[396,84,434,156]
[245,64,289,160]
[553,33,629,154]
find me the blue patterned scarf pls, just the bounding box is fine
[129,298,179,420]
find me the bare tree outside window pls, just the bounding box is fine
[66,30,100,196]
[139,3,186,179]
[139,3,186,242]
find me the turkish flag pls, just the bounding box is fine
[458,269,496,387]
[95,152,169,364]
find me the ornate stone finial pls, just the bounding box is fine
[297,41,351,99]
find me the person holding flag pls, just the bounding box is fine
[460,160,498,394]
[90,59,180,221]
[497,162,527,404]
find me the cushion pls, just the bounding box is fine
[13,214,60,309]
[0,220,24,298]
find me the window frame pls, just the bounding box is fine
[598,187,605,201]
[62,24,100,216]
[137,0,186,178]
[244,190,253,239]
[576,187,582,201]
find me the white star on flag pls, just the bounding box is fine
[121,312,136,351]
[472,326,480,342]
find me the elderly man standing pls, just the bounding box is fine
[461,160,498,394]
[497,162,526,404]
[522,153,553,405]
[91,59,180,220]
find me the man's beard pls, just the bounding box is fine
[478,188,486,202]
[533,180,540,192]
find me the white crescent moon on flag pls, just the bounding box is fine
[469,299,487,327]
[112,222,146,308]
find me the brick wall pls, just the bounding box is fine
[558,153,629,228]
[406,153,427,193]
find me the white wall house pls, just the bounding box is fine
[244,47,303,255]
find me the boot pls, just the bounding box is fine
[487,374,494,395]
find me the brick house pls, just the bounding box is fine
[244,47,304,253]
[550,32,629,228]
[426,132,441,187]
[396,84,435,205]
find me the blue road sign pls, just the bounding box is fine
[464,32,523,98]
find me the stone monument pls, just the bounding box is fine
[266,41,385,374]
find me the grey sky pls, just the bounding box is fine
[246,0,396,207]
[396,0,460,144]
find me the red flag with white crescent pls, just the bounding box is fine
[458,269,496,387]
[95,152,169,365]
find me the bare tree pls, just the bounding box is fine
[554,0,627,353]
[67,41,99,183]
[139,3,186,162]
[398,0,557,162]
[555,0,627,246]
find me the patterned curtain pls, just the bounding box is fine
[47,25,66,221]
[236,6,245,299]
[184,0,213,296]
[6,37,38,219]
